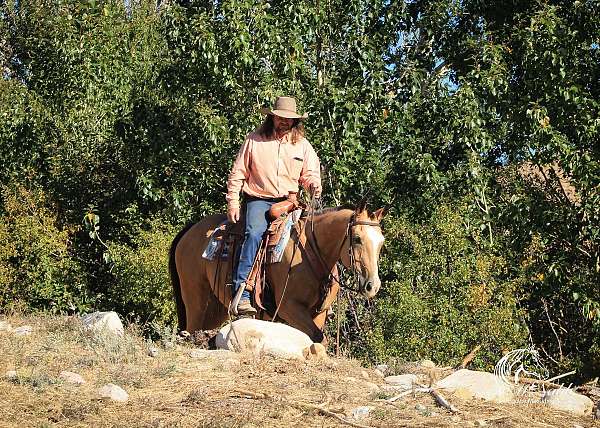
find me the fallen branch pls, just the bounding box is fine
[459,345,481,369]
[428,388,459,413]
[386,387,430,403]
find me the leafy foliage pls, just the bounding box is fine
[0,0,598,377]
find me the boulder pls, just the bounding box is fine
[82,312,124,336]
[59,371,85,385]
[98,384,129,402]
[542,388,593,416]
[435,369,514,403]
[13,325,32,336]
[384,374,419,390]
[5,370,17,381]
[216,319,316,360]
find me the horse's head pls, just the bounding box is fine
[340,202,386,298]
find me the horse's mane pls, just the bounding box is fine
[312,204,354,217]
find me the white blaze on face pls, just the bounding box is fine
[364,226,384,295]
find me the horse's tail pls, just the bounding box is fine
[169,223,195,332]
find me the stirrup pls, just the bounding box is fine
[228,284,246,316]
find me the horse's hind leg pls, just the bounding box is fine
[179,276,211,334]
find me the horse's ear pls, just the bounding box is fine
[355,197,368,214]
[372,207,387,222]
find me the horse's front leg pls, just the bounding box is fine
[277,299,324,344]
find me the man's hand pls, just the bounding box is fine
[309,183,322,199]
[227,206,240,223]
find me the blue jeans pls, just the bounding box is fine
[233,198,276,300]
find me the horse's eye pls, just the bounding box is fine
[353,236,362,245]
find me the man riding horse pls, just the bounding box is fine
[226,96,322,316]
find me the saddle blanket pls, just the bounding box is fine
[202,210,301,263]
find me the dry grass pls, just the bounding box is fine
[0,314,598,428]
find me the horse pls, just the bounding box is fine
[169,200,386,343]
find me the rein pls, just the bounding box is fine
[272,197,382,322]
[309,212,382,294]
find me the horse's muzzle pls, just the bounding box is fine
[360,276,381,299]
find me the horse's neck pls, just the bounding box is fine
[311,209,353,269]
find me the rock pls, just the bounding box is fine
[364,382,380,393]
[474,420,488,427]
[0,321,12,332]
[59,371,85,385]
[351,406,373,420]
[435,369,514,403]
[148,347,159,358]
[98,384,129,402]
[384,374,418,390]
[189,349,235,359]
[415,403,429,415]
[360,370,370,380]
[542,388,593,416]
[163,340,174,350]
[420,359,436,368]
[373,369,385,378]
[5,370,17,381]
[302,343,328,360]
[82,312,124,336]
[216,319,314,360]
[375,364,389,375]
[13,325,32,336]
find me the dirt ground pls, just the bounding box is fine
[0,314,598,428]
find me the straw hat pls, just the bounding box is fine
[260,96,308,119]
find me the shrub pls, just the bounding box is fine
[350,203,528,369]
[105,220,177,326]
[0,183,91,313]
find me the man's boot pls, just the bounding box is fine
[237,299,257,317]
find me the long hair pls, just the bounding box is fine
[257,115,305,145]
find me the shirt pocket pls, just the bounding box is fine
[289,155,304,179]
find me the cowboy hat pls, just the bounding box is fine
[260,96,308,119]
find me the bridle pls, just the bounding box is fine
[337,216,383,293]
[309,212,383,294]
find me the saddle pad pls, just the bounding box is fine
[269,209,303,263]
[202,221,229,261]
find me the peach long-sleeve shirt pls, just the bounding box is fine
[226,131,321,209]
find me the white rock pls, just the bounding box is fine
[0,321,12,332]
[59,371,85,385]
[189,349,235,359]
[373,369,385,378]
[384,374,418,390]
[542,388,593,416]
[420,359,436,368]
[5,370,17,380]
[148,347,159,358]
[13,325,32,336]
[351,406,373,420]
[435,369,514,403]
[216,319,314,360]
[82,312,124,336]
[375,364,389,374]
[98,384,129,402]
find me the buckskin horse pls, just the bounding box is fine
[169,201,386,343]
